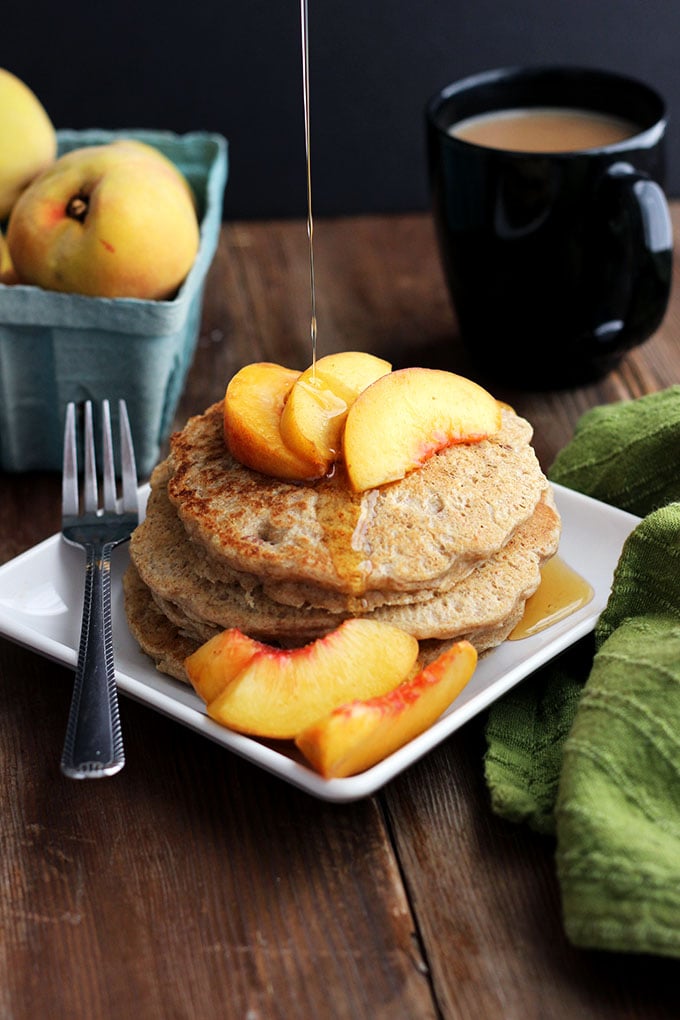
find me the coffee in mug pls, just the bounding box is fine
[449,107,638,152]
[426,67,673,389]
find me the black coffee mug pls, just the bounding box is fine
[426,66,673,388]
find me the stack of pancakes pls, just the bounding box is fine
[124,400,561,683]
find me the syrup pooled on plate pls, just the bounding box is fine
[509,555,594,640]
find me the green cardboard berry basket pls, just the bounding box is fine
[0,128,228,476]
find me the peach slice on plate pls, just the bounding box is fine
[295,640,478,779]
[224,362,323,480]
[185,628,267,705]
[203,619,419,739]
[343,367,502,491]
[279,351,392,474]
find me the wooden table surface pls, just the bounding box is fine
[1,206,679,1020]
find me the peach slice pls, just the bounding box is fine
[342,367,502,491]
[279,351,392,473]
[185,628,267,705]
[295,640,478,778]
[224,362,323,480]
[205,619,419,739]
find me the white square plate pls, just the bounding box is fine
[0,483,640,802]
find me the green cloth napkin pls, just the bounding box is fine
[484,385,680,959]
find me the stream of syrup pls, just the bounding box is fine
[300,0,317,376]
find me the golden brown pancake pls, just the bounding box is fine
[128,489,559,644]
[166,402,552,596]
[124,550,545,686]
[123,564,198,684]
[134,462,555,613]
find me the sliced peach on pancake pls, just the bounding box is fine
[342,367,501,491]
[224,362,323,480]
[279,351,392,475]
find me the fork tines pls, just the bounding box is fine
[62,399,138,517]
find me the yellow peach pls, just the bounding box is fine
[279,378,347,475]
[0,68,56,221]
[279,351,392,473]
[343,367,501,491]
[295,640,477,778]
[6,140,199,299]
[205,619,419,739]
[108,139,197,209]
[185,628,267,705]
[224,362,324,480]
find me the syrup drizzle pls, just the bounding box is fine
[315,470,374,596]
[300,0,318,376]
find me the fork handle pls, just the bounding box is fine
[60,543,125,778]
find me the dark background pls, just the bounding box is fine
[3,1,679,219]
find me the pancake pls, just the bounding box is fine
[134,461,552,613]
[123,563,198,684]
[166,401,551,596]
[124,560,537,685]
[129,484,560,645]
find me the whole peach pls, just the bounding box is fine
[0,68,57,221]
[7,140,200,299]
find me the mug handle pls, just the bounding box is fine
[586,161,673,350]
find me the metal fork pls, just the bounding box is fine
[60,399,138,779]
